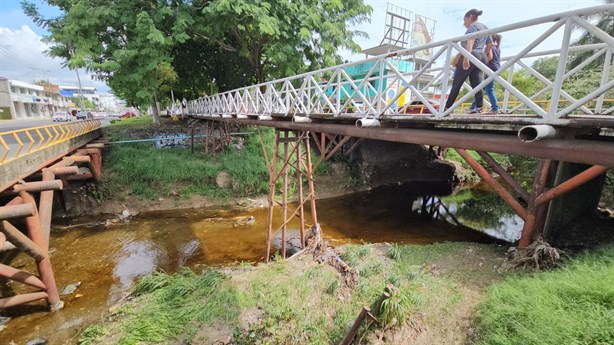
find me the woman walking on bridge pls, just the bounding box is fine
[446,9,493,114]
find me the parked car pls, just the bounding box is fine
[399,99,440,114]
[120,112,136,118]
[52,112,71,122]
[76,111,94,120]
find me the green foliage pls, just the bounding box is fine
[341,243,370,266]
[199,0,372,82]
[102,123,271,200]
[22,0,193,122]
[387,244,403,261]
[78,324,106,345]
[476,245,614,345]
[70,96,96,110]
[119,269,238,345]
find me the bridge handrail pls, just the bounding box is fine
[189,5,614,125]
[0,119,101,164]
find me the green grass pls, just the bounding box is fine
[475,245,614,345]
[102,124,271,199]
[82,243,457,344]
[102,122,332,200]
[118,269,239,345]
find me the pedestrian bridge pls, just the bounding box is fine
[187,5,614,257]
[188,5,614,167]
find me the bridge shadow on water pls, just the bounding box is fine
[0,181,516,343]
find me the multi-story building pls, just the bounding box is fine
[0,77,67,119]
[59,85,99,107]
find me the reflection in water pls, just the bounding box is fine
[1,182,513,344]
[442,185,524,242]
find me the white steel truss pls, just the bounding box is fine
[189,5,614,127]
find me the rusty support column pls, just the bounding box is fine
[305,132,318,226]
[518,160,552,249]
[477,151,531,202]
[18,191,62,311]
[264,130,279,261]
[89,149,102,182]
[296,137,306,247]
[535,165,607,206]
[455,149,527,220]
[281,131,289,259]
[38,170,55,246]
[0,221,47,261]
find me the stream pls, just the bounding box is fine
[0,182,521,344]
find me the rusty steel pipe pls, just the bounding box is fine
[477,151,531,202]
[65,173,93,181]
[0,203,36,220]
[12,180,64,193]
[0,291,49,309]
[200,119,614,167]
[0,221,47,261]
[456,149,528,220]
[89,150,102,182]
[18,192,62,311]
[518,160,552,249]
[0,263,47,290]
[71,155,91,163]
[48,166,79,176]
[535,165,608,206]
[39,170,55,246]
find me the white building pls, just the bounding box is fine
[59,85,98,106]
[0,77,67,119]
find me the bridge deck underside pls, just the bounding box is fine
[189,115,614,168]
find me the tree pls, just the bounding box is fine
[23,0,194,125]
[198,0,372,83]
[570,0,614,68]
[171,37,256,99]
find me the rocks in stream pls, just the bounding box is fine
[26,338,47,345]
[0,316,10,331]
[60,282,81,296]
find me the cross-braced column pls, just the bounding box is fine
[258,128,318,261]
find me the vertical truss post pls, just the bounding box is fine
[258,128,318,261]
[518,160,553,248]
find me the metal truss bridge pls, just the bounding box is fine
[187,5,614,259]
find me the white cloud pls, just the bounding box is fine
[0,25,109,92]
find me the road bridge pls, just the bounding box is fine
[0,120,104,310]
[187,5,614,259]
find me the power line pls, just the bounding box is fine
[0,45,51,73]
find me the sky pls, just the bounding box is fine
[0,0,604,95]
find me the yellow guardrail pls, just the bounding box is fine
[0,119,101,164]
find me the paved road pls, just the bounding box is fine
[0,118,56,133]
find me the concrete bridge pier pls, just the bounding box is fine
[542,162,607,243]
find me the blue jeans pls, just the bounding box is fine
[470,80,498,111]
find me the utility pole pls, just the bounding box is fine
[75,68,86,110]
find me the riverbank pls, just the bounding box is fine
[77,241,614,345]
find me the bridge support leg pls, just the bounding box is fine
[259,128,318,261]
[455,148,608,248]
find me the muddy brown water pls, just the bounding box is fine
[0,183,518,344]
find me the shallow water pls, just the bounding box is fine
[0,182,518,344]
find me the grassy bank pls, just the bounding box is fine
[78,242,614,344]
[475,245,614,345]
[79,242,506,344]
[101,118,272,201]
